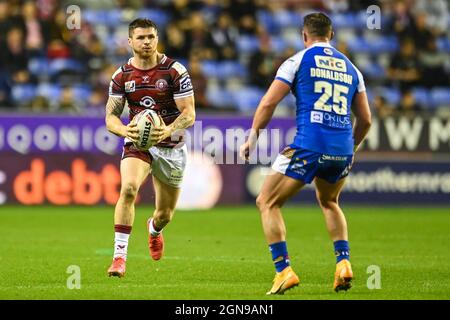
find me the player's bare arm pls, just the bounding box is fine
[151,95,196,144]
[105,96,139,143]
[351,91,372,152]
[240,80,290,160]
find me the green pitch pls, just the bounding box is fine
[0,205,449,300]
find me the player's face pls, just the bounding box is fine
[129,27,158,58]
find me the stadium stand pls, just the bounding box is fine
[0,0,448,115]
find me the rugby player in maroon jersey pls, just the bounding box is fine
[105,18,195,277]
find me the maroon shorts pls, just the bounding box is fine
[121,143,152,164]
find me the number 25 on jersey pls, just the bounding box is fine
[314,81,349,115]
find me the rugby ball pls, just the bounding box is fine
[132,109,162,150]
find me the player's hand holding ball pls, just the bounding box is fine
[150,115,170,145]
[125,121,140,144]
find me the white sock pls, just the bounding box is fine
[113,232,130,260]
[149,218,162,236]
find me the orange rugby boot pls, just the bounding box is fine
[147,219,164,260]
[266,266,300,295]
[333,259,353,292]
[107,257,126,278]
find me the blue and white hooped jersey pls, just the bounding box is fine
[275,42,365,155]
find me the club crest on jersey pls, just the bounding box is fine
[324,48,333,56]
[140,96,156,108]
[125,80,136,92]
[155,79,168,91]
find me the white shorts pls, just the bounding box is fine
[149,145,187,188]
[122,143,187,188]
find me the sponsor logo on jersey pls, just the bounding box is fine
[142,75,150,83]
[169,169,183,183]
[314,55,347,72]
[180,76,193,91]
[125,80,136,92]
[323,113,352,128]
[289,162,306,175]
[140,120,152,148]
[311,111,323,124]
[155,79,168,91]
[139,96,156,108]
[321,155,349,161]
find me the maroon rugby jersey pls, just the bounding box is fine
[108,54,194,147]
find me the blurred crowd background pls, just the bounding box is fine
[0,0,448,117]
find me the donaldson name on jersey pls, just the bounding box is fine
[275,42,365,155]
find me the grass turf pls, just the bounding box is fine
[0,205,449,300]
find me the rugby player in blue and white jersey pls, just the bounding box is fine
[240,13,371,295]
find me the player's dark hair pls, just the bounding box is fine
[303,13,333,38]
[128,18,158,37]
